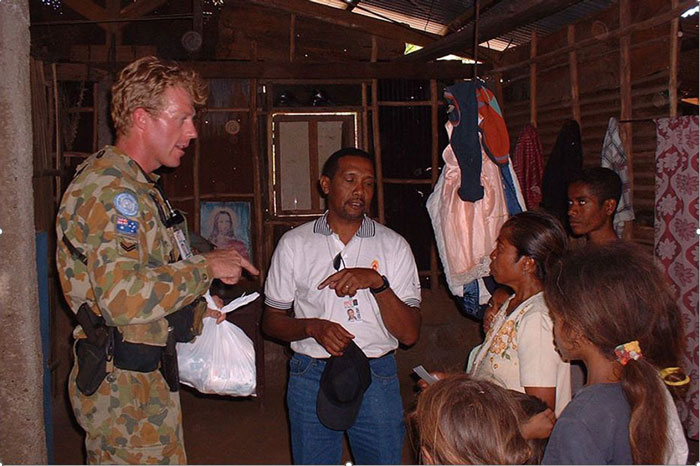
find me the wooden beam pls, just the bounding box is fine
[429,79,439,290]
[61,0,107,22]
[669,0,679,117]
[530,30,537,126]
[120,0,169,21]
[290,14,296,63]
[246,0,439,47]
[250,78,263,282]
[397,0,580,62]
[568,25,581,124]
[371,80,385,224]
[619,0,633,198]
[51,60,480,81]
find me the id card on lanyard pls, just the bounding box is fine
[173,227,193,259]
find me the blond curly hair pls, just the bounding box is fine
[111,56,208,137]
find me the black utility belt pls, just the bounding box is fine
[113,337,163,373]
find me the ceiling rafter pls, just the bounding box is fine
[396,0,582,62]
[61,0,170,32]
[246,0,440,47]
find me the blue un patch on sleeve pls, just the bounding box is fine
[116,215,139,237]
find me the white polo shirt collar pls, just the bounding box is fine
[313,211,376,238]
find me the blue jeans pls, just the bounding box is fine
[287,352,405,465]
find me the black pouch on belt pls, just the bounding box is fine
[113,336,163,372]
[157,302,201,392]
[75,303,114,396]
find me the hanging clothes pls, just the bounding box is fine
[541,119,583,227]
[654,115,699,440]
[601,117,635,237]
[512,124,545,210]
[444,80,510,202]
[427,122,510,297]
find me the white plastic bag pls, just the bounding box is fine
[177,292,259,396]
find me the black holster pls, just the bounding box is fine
[74,303,114,396]
[159,331,180,392]
[75,300,200,394]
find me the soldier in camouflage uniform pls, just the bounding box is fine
[56,56,258,464]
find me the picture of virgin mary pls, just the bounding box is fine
[201,202,252,261]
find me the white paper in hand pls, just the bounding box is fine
[413,365,439,385]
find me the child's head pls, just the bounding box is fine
[544,242,682,369]
[482,286,513,333]
[544,242,685,464]
[508,391,550,464]
[411,375,531,465]
[486,286,512,314]
[567,167,621,239]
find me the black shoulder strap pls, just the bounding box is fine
[62,235,88,266]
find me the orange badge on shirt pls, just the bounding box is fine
[370,260,379,271]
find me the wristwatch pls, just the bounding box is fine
[370,275,390,295]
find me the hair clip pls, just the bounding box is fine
[614,340,643,366]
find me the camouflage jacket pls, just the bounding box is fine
[56,146,212,345]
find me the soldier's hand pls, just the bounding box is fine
[203,247,260,285]
[205,295,226,324]
[305,319,354,357]
[317,268,383,297]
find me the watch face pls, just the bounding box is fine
[371,275,390,294]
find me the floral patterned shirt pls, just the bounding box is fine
[469,292,572,416]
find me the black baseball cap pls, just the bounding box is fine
[316,341,371,431]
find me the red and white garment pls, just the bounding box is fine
[654,115,699,440]
[512,124,545,211]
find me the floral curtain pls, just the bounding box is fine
[655,115,699,440]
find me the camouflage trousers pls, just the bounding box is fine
[68,354,187,464]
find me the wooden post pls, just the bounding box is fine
[52,63,62,202]
[250,78,264,283]
[193,123,201,232]
[567,25,581,124]
[619,0,634,240]
[669,0,679,117]
[289,14,296,63]
[429,79,439,290]
[361,82,369,150]
[92,83,99,152]
[529,30,537,126]
[619,0,633,185]
[371,79,385,224]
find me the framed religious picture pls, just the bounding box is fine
[200,201,252,262]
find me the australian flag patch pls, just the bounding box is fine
[116,215,139,237]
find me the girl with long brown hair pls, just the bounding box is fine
[543,242,688,464]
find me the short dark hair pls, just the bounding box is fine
[569,167,622,206]
[321,148,374,179]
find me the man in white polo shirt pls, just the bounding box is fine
[263,148,422,465]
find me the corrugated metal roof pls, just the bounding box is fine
[312,0,615,51]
